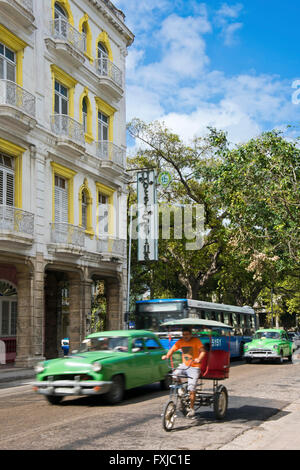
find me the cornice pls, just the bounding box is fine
[87,0,134,47]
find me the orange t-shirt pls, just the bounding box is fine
[171,337,204,368]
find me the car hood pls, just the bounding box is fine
[248,338,279,348]
[42,351,128,374]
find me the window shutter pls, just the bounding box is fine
[6,172,14,206]
[55,178,68,223]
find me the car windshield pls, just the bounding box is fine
[78,336,129,352]
[254,331,280,339]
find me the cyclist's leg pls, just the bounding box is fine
[186,367,200,416]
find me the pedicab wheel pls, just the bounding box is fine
[162,400,176,432]
[213,385,228,420]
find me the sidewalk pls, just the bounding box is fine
[0,364,35,384]
[220,398,300,450]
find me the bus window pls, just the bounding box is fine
[205,311,211,320]
[211,311,216,320]
[200,310,206,319]
[220,312,224,323]
[223,312,231,326]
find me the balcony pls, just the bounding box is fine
[0,205,34,248]
[0,0,35,30]
[45,19,85,67]
[0,79,36,131]
[50,114,85,157]
[97,236,126,261]
[48,222,85,258]
[96,141,126,173]
[95,57,123,100]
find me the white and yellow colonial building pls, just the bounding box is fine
[0,0,134,366]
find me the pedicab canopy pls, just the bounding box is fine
[161,318,233,332]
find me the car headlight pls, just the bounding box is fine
[244,344,249,350]
[272,344,278,349]
[92,362,102,372]
[35,363,45,373]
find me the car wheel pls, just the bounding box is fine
[160,372,172,390]
[213,385,228,420]
[277,351,284,364]
[46,395,63,405]
[104,375,124,404]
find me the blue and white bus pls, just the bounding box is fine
[135,298,257,358]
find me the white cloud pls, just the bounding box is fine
[120,2,300,148]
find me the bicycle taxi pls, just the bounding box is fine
[160,318,232,431]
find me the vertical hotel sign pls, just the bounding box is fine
[137,170,158,261]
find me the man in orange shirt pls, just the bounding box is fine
[162,327,206,417]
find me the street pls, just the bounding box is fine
[0,360,300,450]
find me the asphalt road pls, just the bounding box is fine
[0,359,299,450]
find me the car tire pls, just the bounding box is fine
[160,373,172,390]
[103,375,124,404]
[46,395,63,405]
[277,351,284,364]
[213,385,228,420]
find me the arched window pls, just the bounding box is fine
[97,42,109,75]
[82,97,88,134]
[79,179,94,238]
[80,90,93,143]
[81,190,88,229]
[54,2,68,36]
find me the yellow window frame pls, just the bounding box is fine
[96,31,113,61]
[51,161,76,224]
[50,64,77,117]
[79,14,93,63]
[79,178,94,238]
[51,0,74,26]
[79,88,93,144]
[0,138,25,208]
[95,182,115,238]
[95,97,116,142]
[0,25,27,87]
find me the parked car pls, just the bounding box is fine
[243,328,293,363]
[32,330,175,405]
[288,332,300,349]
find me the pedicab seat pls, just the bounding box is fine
[200,349,230,379]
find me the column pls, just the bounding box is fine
[68,272,82,352]
[15,268,34,367]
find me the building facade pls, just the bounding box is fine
[0,0,134,366]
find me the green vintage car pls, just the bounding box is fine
[243,328,293,363]
[32,330,173,405]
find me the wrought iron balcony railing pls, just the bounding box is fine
[95,57,123,88]
[49,18,85,53]
[0,79,36,117]
[96,141,126,168]
[0,205,34,235]
[51,114,85,145]
[97,236,126,256]
[50,223,85,247]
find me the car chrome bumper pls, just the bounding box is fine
[32,379,112,396]
[243,350,279,359]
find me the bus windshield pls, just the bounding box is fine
[135,301,186,331]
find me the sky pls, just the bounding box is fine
[113,0,300,149]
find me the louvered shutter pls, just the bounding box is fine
[0,168,14,206]
[6,172,14,206]
[55,179,68,223]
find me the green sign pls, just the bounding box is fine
[158,171,172,188]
